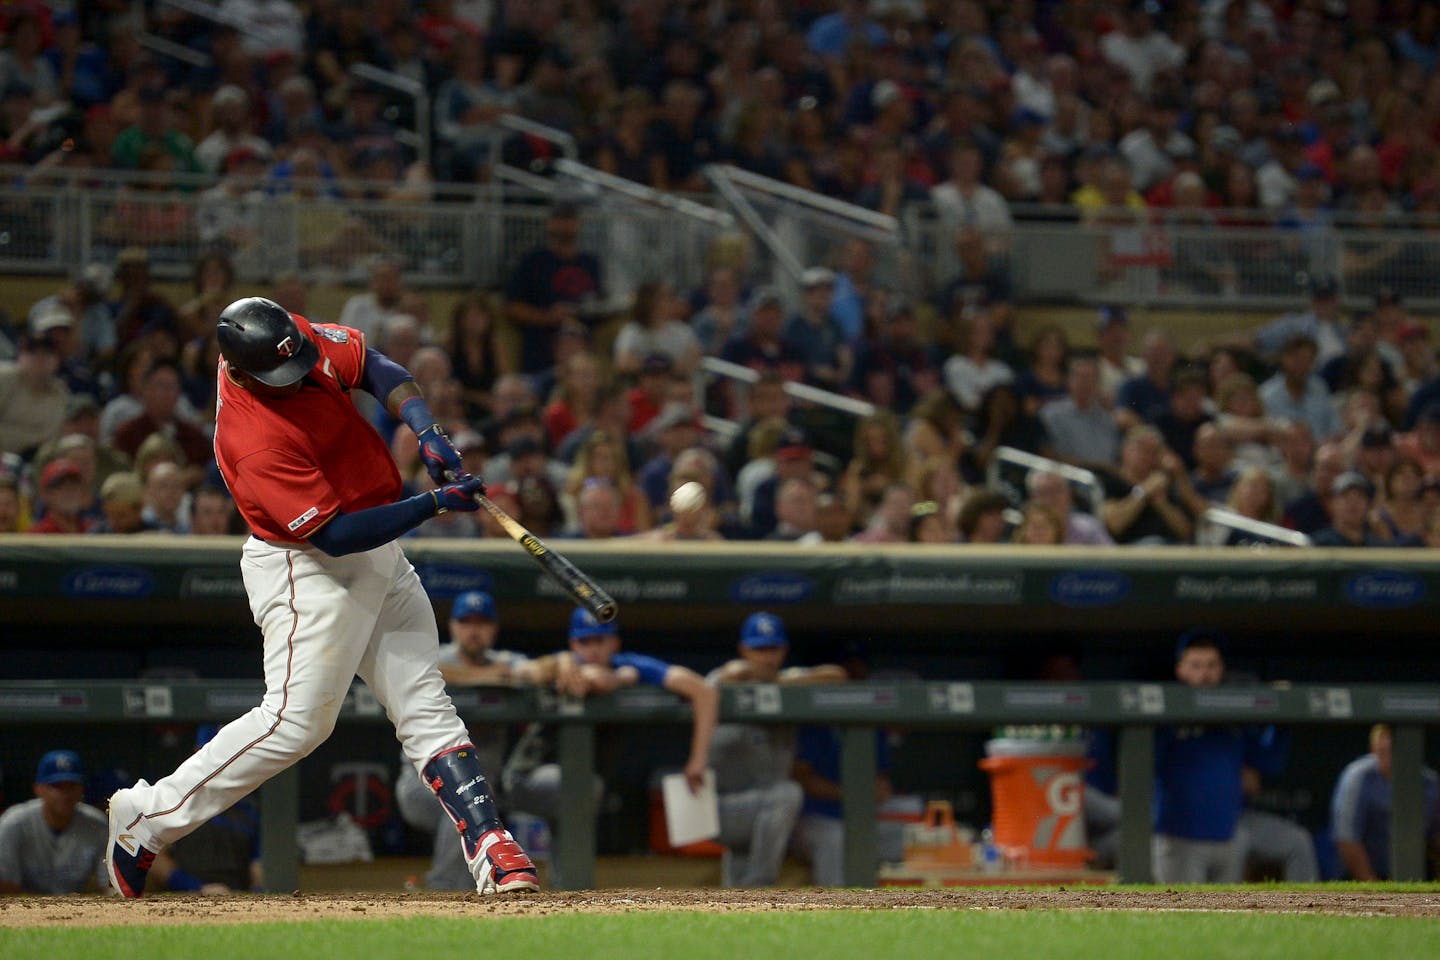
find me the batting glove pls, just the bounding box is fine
[432,474,487,514]
[417,424,464,485]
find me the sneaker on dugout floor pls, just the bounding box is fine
[468,828,540,895]
[106,783,157,898]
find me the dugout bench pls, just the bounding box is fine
[0,680,1433,891]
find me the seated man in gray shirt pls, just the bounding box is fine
[1040,354,1120,469]
[707,612,846,887]
[0,750,107,894]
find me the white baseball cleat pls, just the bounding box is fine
[469,828,540,895]
[105,782,157,898]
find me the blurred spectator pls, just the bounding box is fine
[1100,425,1196,545]
[944,312,1013,417]
[1331,724,1440,881]
[971,381,1050,469]
[111,83,200,172]
[0,333,69,460]
[1259,335,1342,443]
[1254,274,1347,367]
[689,265,747,358]
[189,484,238,536]
[0,470,23,532]
[613,281,701,378]
[1395,404,1440,477]
[93,471,148,534]
[957,488,1010,544]
[910,499,956,544]
[1040,354,1120,470]
[784,267,851,393]
[110,247,178,349]
[852,299,940,414]
[542,350,604,450]
[1013,503,1064,545]
[1015,325,1069,417]
[435,41,515,182]
[1372,458,1426,543]
[1115,329,1177,431]
[1099,2,1184,97]
[1025,470,1113,547]
[27,265,117,369]
[839,411,907,527]
[1155,369,1214,471]
[505,202,605,375]
[112,359,212,472]
[564,430,650,535]
[195,85,270,175]
[766,476,819,542]
[851,480,914,544]
[931,141,1013,244]
[1310,471,1395,547]
[637,404,700,509]
[0,10,59,105]
[747,429,816,539]
[177,252,236,343]
[0,750,106,894]
[339,255,407,345]
[828,238,877,346]
[566,477,623,540]
[25,301,97,401]
[720,287,806,384]
[27,459,96,534]
[935,227,1014,332]
[445,293,504,421]
[1095,307,1143,407]
[1188,423,1238,507]
[141,461,190,534]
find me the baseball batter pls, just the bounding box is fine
[104,297,537,897]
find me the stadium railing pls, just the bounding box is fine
[987,446,1107,515]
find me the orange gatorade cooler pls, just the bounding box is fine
[978,737,1093,868]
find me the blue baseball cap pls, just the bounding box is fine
[451,591,497,622]
[569,607,619,641]
[36,749,84,785]
[741,612,787,649]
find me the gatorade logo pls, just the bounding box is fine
[1045,771,1083,817]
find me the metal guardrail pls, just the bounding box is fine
[987,446,1107,515]
[349,64,430,167]
[702,355,877,419]
[1197,507,1312,548]
[705,163,914,305]
[2,679,1433,890]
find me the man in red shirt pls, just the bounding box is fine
[103,297,537,898]
[26,460,97,534]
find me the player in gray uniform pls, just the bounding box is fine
[395,590,533,890]
[0,750,108,894]
[707,612,846,886]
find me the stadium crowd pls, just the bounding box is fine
[2,0,1440,548]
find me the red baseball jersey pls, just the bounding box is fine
[214,314,402,543]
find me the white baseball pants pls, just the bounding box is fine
[123,538,469,850]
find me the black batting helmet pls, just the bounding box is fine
[216,297,320,387]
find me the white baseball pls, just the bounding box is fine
[669,480,707,514]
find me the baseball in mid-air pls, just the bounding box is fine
[669,480,707,514]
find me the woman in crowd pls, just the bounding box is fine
[840,410,908,529]
[564,430,652,535]
[446,292,504,422]
[613,280,701,378]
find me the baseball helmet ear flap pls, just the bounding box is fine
[217,297,321,387]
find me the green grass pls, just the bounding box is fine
[5,911,1440,960]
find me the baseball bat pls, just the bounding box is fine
[474,492,619,623]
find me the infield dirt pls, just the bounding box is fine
[3,888,1439,927]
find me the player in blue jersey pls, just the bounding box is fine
[532,608,719,793]
[1153,629,1289,883]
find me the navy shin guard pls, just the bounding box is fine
[423,745,503,854]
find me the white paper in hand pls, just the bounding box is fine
[661,769,719,847]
